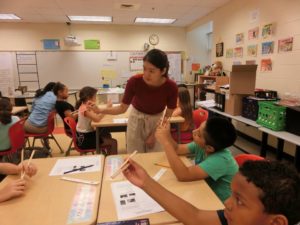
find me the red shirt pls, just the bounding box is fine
[122,74,178,114]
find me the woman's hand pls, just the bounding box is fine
[145,133,156,149]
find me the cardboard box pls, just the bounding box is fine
[229,65,257,95]
[225,93,248,116]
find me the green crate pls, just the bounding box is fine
[256,101,286,131]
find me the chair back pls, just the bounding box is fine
[64,117,95,153]
[0,118,26,156]
[46,111,56,135]
[193,108,209,129]
[234,154,265,167]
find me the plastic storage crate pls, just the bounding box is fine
[256,102,286,131]
[242,97,276,121]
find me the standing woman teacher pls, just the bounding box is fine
[98,49,178,153]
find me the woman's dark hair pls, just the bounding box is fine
[0,98,13,125]
[143,49,169,77]
[75,86,97,109]
[203,117,237,151]
[53,82,66,96]
[178,87,194,130]
[35,82,56,98]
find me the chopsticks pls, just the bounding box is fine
[21,150,35,179]
[110,150,137,179]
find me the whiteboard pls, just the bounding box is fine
[36,51,181,89]
[0,52,15,96]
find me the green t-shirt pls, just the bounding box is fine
[188,142,238,202]
[0,116,20,151]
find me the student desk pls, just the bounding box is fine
[92,108,185,153]
[6,92,35,106]
[0,155,105,225]
[12,106,28,115]
[97,152,224,224]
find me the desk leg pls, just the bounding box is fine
[260,132,268,157]
[74,93,78,102]
[295,146,300,172]
[276,138,284,160]
[96,127,100,154]
[177,123,181,144]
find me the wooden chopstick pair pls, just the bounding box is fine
[110,150,138,179]
[160,108,171,127]
[70,110,79,115]
[20,150,35,179]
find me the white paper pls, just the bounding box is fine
[196,99,216,108]
[249,9,260,23]
[98,87,125,94]
[113,118,128,124]
[111,181,164,220]
[167,53,181,82]
[49,156,101,176]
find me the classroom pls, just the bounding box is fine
[0,0,300,225]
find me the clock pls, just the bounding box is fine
[149,34,159,46]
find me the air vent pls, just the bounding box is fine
[120,4,134,9]
[114,3,140,10]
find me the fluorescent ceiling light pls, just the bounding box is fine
[135,17,176,24]
[68,16,112,22]
[0,14,21,20]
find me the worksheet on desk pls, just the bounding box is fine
[49,156,101,176]
[111,181,164,220]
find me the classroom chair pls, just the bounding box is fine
[193,108,209,128]
[0,118,26,161]
[64,117,96,155]
[25,111,64,155]
[64,117,114,155]
[234,154,265,167]
[64,128,74,156]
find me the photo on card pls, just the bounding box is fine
[278,37,293,53]
[236,33,244,45]
[262,41,274,55]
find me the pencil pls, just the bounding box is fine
[110,150,137,179]
[154,163,171,168]
[21,150,35,179]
